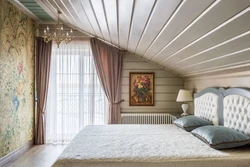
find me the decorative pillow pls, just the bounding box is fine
[191,126,250,149]
[173,115,212,132]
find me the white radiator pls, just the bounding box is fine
[121,113,174,124]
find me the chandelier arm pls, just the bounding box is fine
[42,10,74,47]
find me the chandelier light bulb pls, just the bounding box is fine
[47,26,49,30]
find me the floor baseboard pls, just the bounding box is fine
[0,140,33,166]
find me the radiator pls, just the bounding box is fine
[121,113,174,124]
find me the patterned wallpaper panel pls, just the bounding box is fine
[0,0,36,158]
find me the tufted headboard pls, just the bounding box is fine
[194,88,224,126]
[222,88,250,136]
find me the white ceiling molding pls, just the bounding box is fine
[15,0,250,77]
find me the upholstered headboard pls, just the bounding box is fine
[222,88,250,136]
[194,88,224,126]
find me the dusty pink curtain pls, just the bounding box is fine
[90,38,124,124]
[35,38,52,144]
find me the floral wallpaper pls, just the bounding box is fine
[0,0,36,158]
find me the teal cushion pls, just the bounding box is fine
[191,126,250,149]
[173,115,212,132]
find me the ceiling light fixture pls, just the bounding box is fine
[42,10,74,47]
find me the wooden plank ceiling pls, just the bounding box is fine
[18,0,250,77]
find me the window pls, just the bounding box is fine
[46,41,107,144]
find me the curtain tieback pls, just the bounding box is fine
[38,105,45,114]
[109,99,124,105]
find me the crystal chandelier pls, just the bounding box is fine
[42,10,73,47]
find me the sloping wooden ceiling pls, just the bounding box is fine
[14,0,250,77]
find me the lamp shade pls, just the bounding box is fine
[176,89,193,102]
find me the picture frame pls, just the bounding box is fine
[129,72,154,106]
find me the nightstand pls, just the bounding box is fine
[171,112,192,122]
[170,112,182,122]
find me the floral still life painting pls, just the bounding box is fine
[129,72,154,106]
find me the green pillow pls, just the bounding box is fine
[191,126,250,149]
[173,115,212,132]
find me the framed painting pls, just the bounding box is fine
[129,72,154,106]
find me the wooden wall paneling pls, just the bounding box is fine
[47,0,74,25]
[91,0,111,42]
[181,49,250,75]
[121,108,181,113]
[103,0,119,45]
[122,85,183,93]
[185,76,250,90]
[174,31,250,69]
[54,0,81,27]
[135,0,181,56]
[122,78,184,86]
[183,63,250,77]
[79,0,103,38]
[143,0,214,60]
[118,0,134,49]
[161,7,250,67]
[123,62,162,70]
[121,93,178,101]
[121,102,181,109]
[28,0,250,78]
[127,0,156,53]
[184,66,250,78]
[62,0,94,34]
[121,53,183,113]
[152,0,250,64]
[122,69,179,78]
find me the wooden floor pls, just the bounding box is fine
[3,144,66,167]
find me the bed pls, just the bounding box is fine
[52,87,250,167]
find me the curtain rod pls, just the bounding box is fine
[72,27,126,52]
[94,37,127,52]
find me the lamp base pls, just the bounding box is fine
[181,103,189,116]
[181,112,189,116]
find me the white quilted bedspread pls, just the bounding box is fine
[52,125,232,167]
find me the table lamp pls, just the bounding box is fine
[176,89,193,116]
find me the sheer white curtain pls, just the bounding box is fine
[46,40,108,144]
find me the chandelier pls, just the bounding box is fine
[42,10,74,47]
